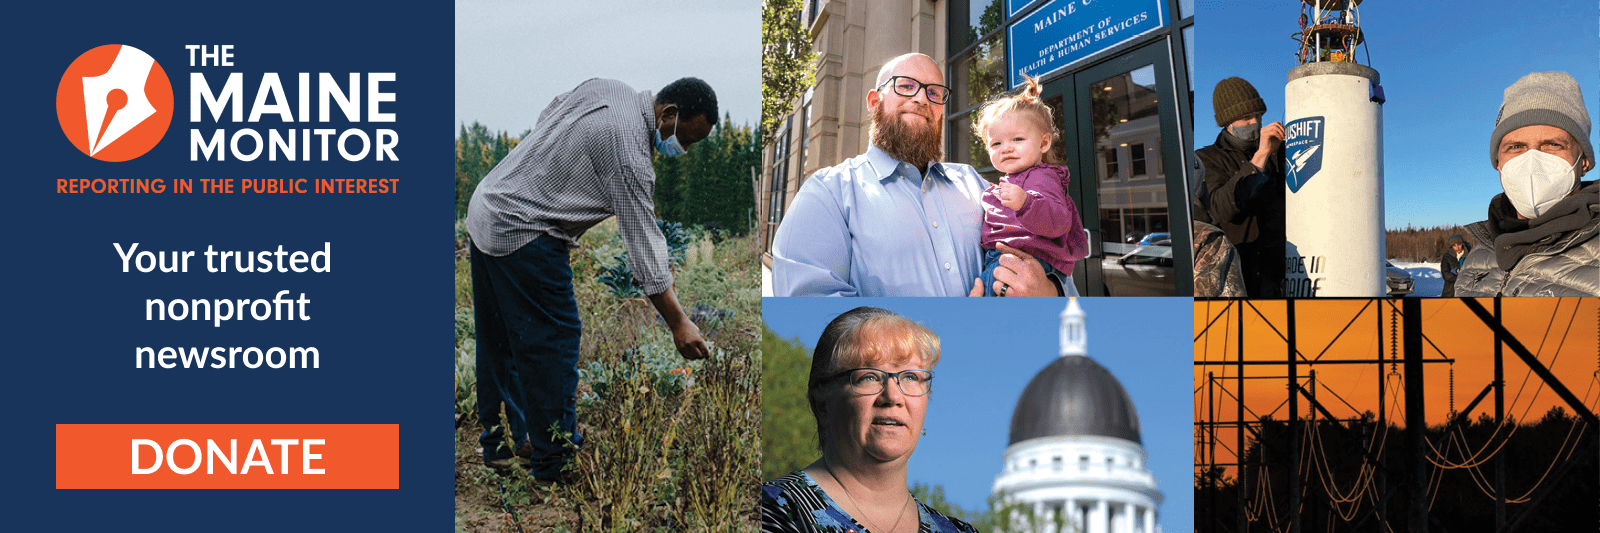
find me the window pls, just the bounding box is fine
[953,0,1007,61]
[1106,457,1114,472]
[1078,455,1089,472]
[951,31,1007,116]
[950,110,988,170]
[1103,148,1119,181]
[946,0,1011,173]
[768,118,792,224]
[802,89,813,166]
[1130,142,1147,177]
[794,107,809,180]
[1052,456,1062,472]
[1183,25,1194,88]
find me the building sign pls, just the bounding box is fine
[1008,0,1167,88]
[1285,116,1325,193]
[1006,0,1043,19]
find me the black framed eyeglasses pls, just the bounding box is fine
[878,76,949,105]
[829,367,934,396]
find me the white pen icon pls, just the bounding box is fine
[80,45,157,156]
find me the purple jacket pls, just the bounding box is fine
[979,163,1088,274]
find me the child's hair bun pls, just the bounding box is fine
[1020,74,1044,101]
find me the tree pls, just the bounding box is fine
[908,484,1080,533]
[454,122,525,221]
[761,0,817,144]
[761,327,818,479]
[651,114,761,235]
[1214,409,1598,532]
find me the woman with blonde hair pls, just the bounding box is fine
[761,307,977,533]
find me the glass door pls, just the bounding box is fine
[1045,40,1192,296]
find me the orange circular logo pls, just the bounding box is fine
[56,45,173,162]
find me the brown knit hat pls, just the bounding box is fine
[1213,77,1266,127]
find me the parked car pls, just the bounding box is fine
[1385,261,1413,296]
[1101,243,1174,296]
[1136,232,1171,246]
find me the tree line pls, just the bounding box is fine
[454,116,761,235]
[1386,224,1476,262]
[1196,406,1598,532]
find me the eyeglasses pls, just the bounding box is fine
[878,76,949,105]
[830,367,934,396]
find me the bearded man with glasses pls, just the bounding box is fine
[773,53,1063,297]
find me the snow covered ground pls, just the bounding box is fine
[1392,261,1443,297]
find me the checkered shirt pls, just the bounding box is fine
[465,78,672,295]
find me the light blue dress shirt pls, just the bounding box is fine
[772,145,990,296]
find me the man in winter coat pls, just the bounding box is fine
[1438,234,1470,297]
[1457,72,1599,297]
[1194,77,1286,297]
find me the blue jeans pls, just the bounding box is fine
[471,236,584,478]
[979,247,1073,296]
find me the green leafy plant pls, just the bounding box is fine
[596,260,644,299]
[454,339,477,422]
[456,219,762,532]
[595,219,696,299]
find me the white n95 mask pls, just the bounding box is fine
[1498,149,1578,218]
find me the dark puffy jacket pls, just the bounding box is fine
[1439,250,1465,297]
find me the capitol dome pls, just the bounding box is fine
[992,299,1161,533]
[1008,354,1142,445]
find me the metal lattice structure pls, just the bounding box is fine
[1194,298,1600,533]
[1295,0,1367,65]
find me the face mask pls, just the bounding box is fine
[654,114,687,157]
[1498,149,1578,218]
[1229,122,1260,142]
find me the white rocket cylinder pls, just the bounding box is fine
[1283,62,1385,297]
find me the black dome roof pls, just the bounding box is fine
[1008,355,1141,445]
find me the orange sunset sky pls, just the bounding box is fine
[1193,298,1599,477]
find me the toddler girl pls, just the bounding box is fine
[974,75,1087,297]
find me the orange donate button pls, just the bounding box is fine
[56,424,398,489]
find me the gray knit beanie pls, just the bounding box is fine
[1489,72,1593,169]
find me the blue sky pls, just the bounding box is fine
[454,0,759,134]
[763,297,1193,533]
[1193,0,1598,230]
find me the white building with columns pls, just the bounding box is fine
[992,299,1162,533]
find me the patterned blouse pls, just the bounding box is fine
[761,470,981,533]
